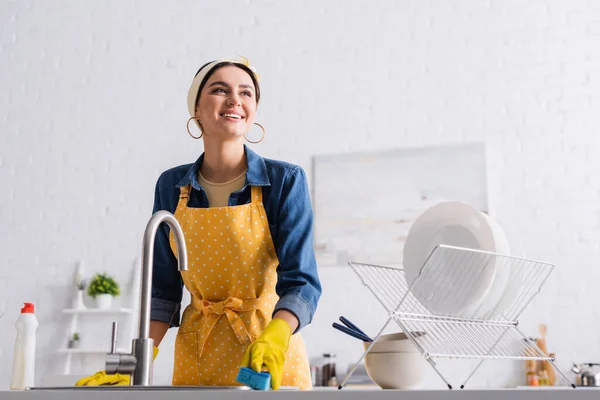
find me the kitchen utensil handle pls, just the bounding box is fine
[110,321,118,353]
[332,322,372,342]
[339,316,371,340]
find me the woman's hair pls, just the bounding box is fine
[194,61,261,107]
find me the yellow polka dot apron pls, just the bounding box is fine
[169,185,312,389]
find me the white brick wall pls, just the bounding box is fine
[1,0,599,390]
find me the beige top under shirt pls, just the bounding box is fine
[197,169,247,207]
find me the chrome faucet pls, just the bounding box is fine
[105,210,188,386]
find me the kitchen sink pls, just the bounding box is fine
[28,385,251,391]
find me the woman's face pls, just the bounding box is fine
[196,65,258,141]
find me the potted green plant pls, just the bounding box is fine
[68,332,81,349]
[87,273,120,309]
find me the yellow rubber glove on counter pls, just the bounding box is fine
[74,370,130,386]
[240,318,291,390]
[75,346,159,386]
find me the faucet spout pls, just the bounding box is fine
[140,210,188,340]
[106,210,187,386]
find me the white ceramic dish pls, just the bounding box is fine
[403,202,500,315]
[364,352,428,389]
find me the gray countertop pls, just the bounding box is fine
[2,387,600,400]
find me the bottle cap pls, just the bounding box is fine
[21,303,35,313]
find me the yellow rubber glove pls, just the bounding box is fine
[240,318,291,390]
[74,371,130,386]
[75,346,159,386]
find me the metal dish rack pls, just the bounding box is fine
[339,244,575,389]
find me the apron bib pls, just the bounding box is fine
[169,185,312,389]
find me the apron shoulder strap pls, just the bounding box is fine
[250,185,263,204]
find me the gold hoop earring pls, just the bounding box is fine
[187,117,203,139]
[245,123,266,144]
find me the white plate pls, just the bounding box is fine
[403,202,500,315]
[461,213,511,319]
[486,219,525,319]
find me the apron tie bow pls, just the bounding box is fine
[194,296,267,358]
[203,297,243,316]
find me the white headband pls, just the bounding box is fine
[187,57,260,121]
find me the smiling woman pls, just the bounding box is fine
[141,58,323,392]
[153,58,321,390]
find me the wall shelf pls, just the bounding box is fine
[62,308,132,315]
[55,259,141,377]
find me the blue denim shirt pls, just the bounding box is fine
[150,145,321,333]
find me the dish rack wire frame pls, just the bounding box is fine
[339,244,575,390]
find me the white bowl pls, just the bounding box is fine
[364,352,428,389]
[403,202,501,315]
[363,332,426,353]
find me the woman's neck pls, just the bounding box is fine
[200,140,247,183]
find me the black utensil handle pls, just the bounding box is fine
[339,316,371,339]
[332,322,373,342]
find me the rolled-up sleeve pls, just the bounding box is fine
[150,173,184,327]
[272,167,322,333]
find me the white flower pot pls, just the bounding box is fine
[95,294,113,309]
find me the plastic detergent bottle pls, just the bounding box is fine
[10,303,38,390]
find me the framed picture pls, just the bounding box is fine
[312,142,488,266]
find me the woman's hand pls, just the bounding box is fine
[239,318,292,390]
